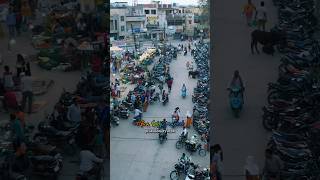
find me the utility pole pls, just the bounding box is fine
[131,24,138,52]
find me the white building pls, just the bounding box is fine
[111,2,128,40]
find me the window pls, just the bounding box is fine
[189,20,192,24]
[151,10,156,14]
[115,20,118,30]
[121,26,125,31]
[121,16,124,21]
[145,10,150,14]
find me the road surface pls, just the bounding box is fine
[212,0,280,178]
[110,40,209,180]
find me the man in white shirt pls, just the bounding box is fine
[181,127,188,139]
[20,73,33,114]
[134,108,142,120]
[80,147,103,174]
[116,84,121,98]
[67,99,81,124]
[255,1,267,31]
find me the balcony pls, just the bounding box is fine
[146,23,159,29]
[126,15,146,22]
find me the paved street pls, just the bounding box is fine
[211,0,280,178]
[110,40,209,180]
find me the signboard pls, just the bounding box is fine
[133,28,140,33]
[126,16,145,22]
[147,16,158,25]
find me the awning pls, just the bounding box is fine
[110,46,124,52]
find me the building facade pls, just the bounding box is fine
[110,2,128,40]
[110,1,200,41]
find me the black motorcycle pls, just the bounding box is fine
[159,129,167,144]
[33,122,78,155]
[29,153,63,180]
[162,95,169,105]
[170,160,190,180]
[185,140,206,157]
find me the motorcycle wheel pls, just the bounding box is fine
[198,148,206,157]
[262,116,275,131]
[233,108,240,118]
[176,141,183,149]
[159,137,164,144]
[170,170,179,180]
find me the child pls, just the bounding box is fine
[243,0,256,26]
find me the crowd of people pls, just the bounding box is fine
[1,54,33,114]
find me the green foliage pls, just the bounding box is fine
[198,0,209,26]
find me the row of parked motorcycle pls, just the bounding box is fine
[263,0,320,179]
[192,42,210,138]
[0,71,107,180]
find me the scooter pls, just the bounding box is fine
[159,130,167,144]
[228,86,243,118]
[181,88,187,98]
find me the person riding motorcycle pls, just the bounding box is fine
[180,153,191,173]
[159,118,168,138]
[172,107,180,122]
[181,127,188,140]
[228,70,245,103]
[189,134,198,150]
[181,84,187,97]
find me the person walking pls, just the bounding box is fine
[212,144,223,180]
[16,54,26,77]
[244,156,260,180]
[15,11,22,36]
[116,84,121,98]
[21,0,32,29]
[25,60,31,76]
[184,111,192,128]
[20,72,33,114]
[255,1,267,31]
[10,113,25,146]
[167,78,173,93]
[3,66,14,91]
[6,7,16,38]
[143,98,149,112]
[243,0,256,26]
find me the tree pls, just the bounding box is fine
[198,0,209,26]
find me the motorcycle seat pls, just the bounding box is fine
[31,155,55,161]
[56,131,72,136]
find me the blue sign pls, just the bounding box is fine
[133,28,140,33]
